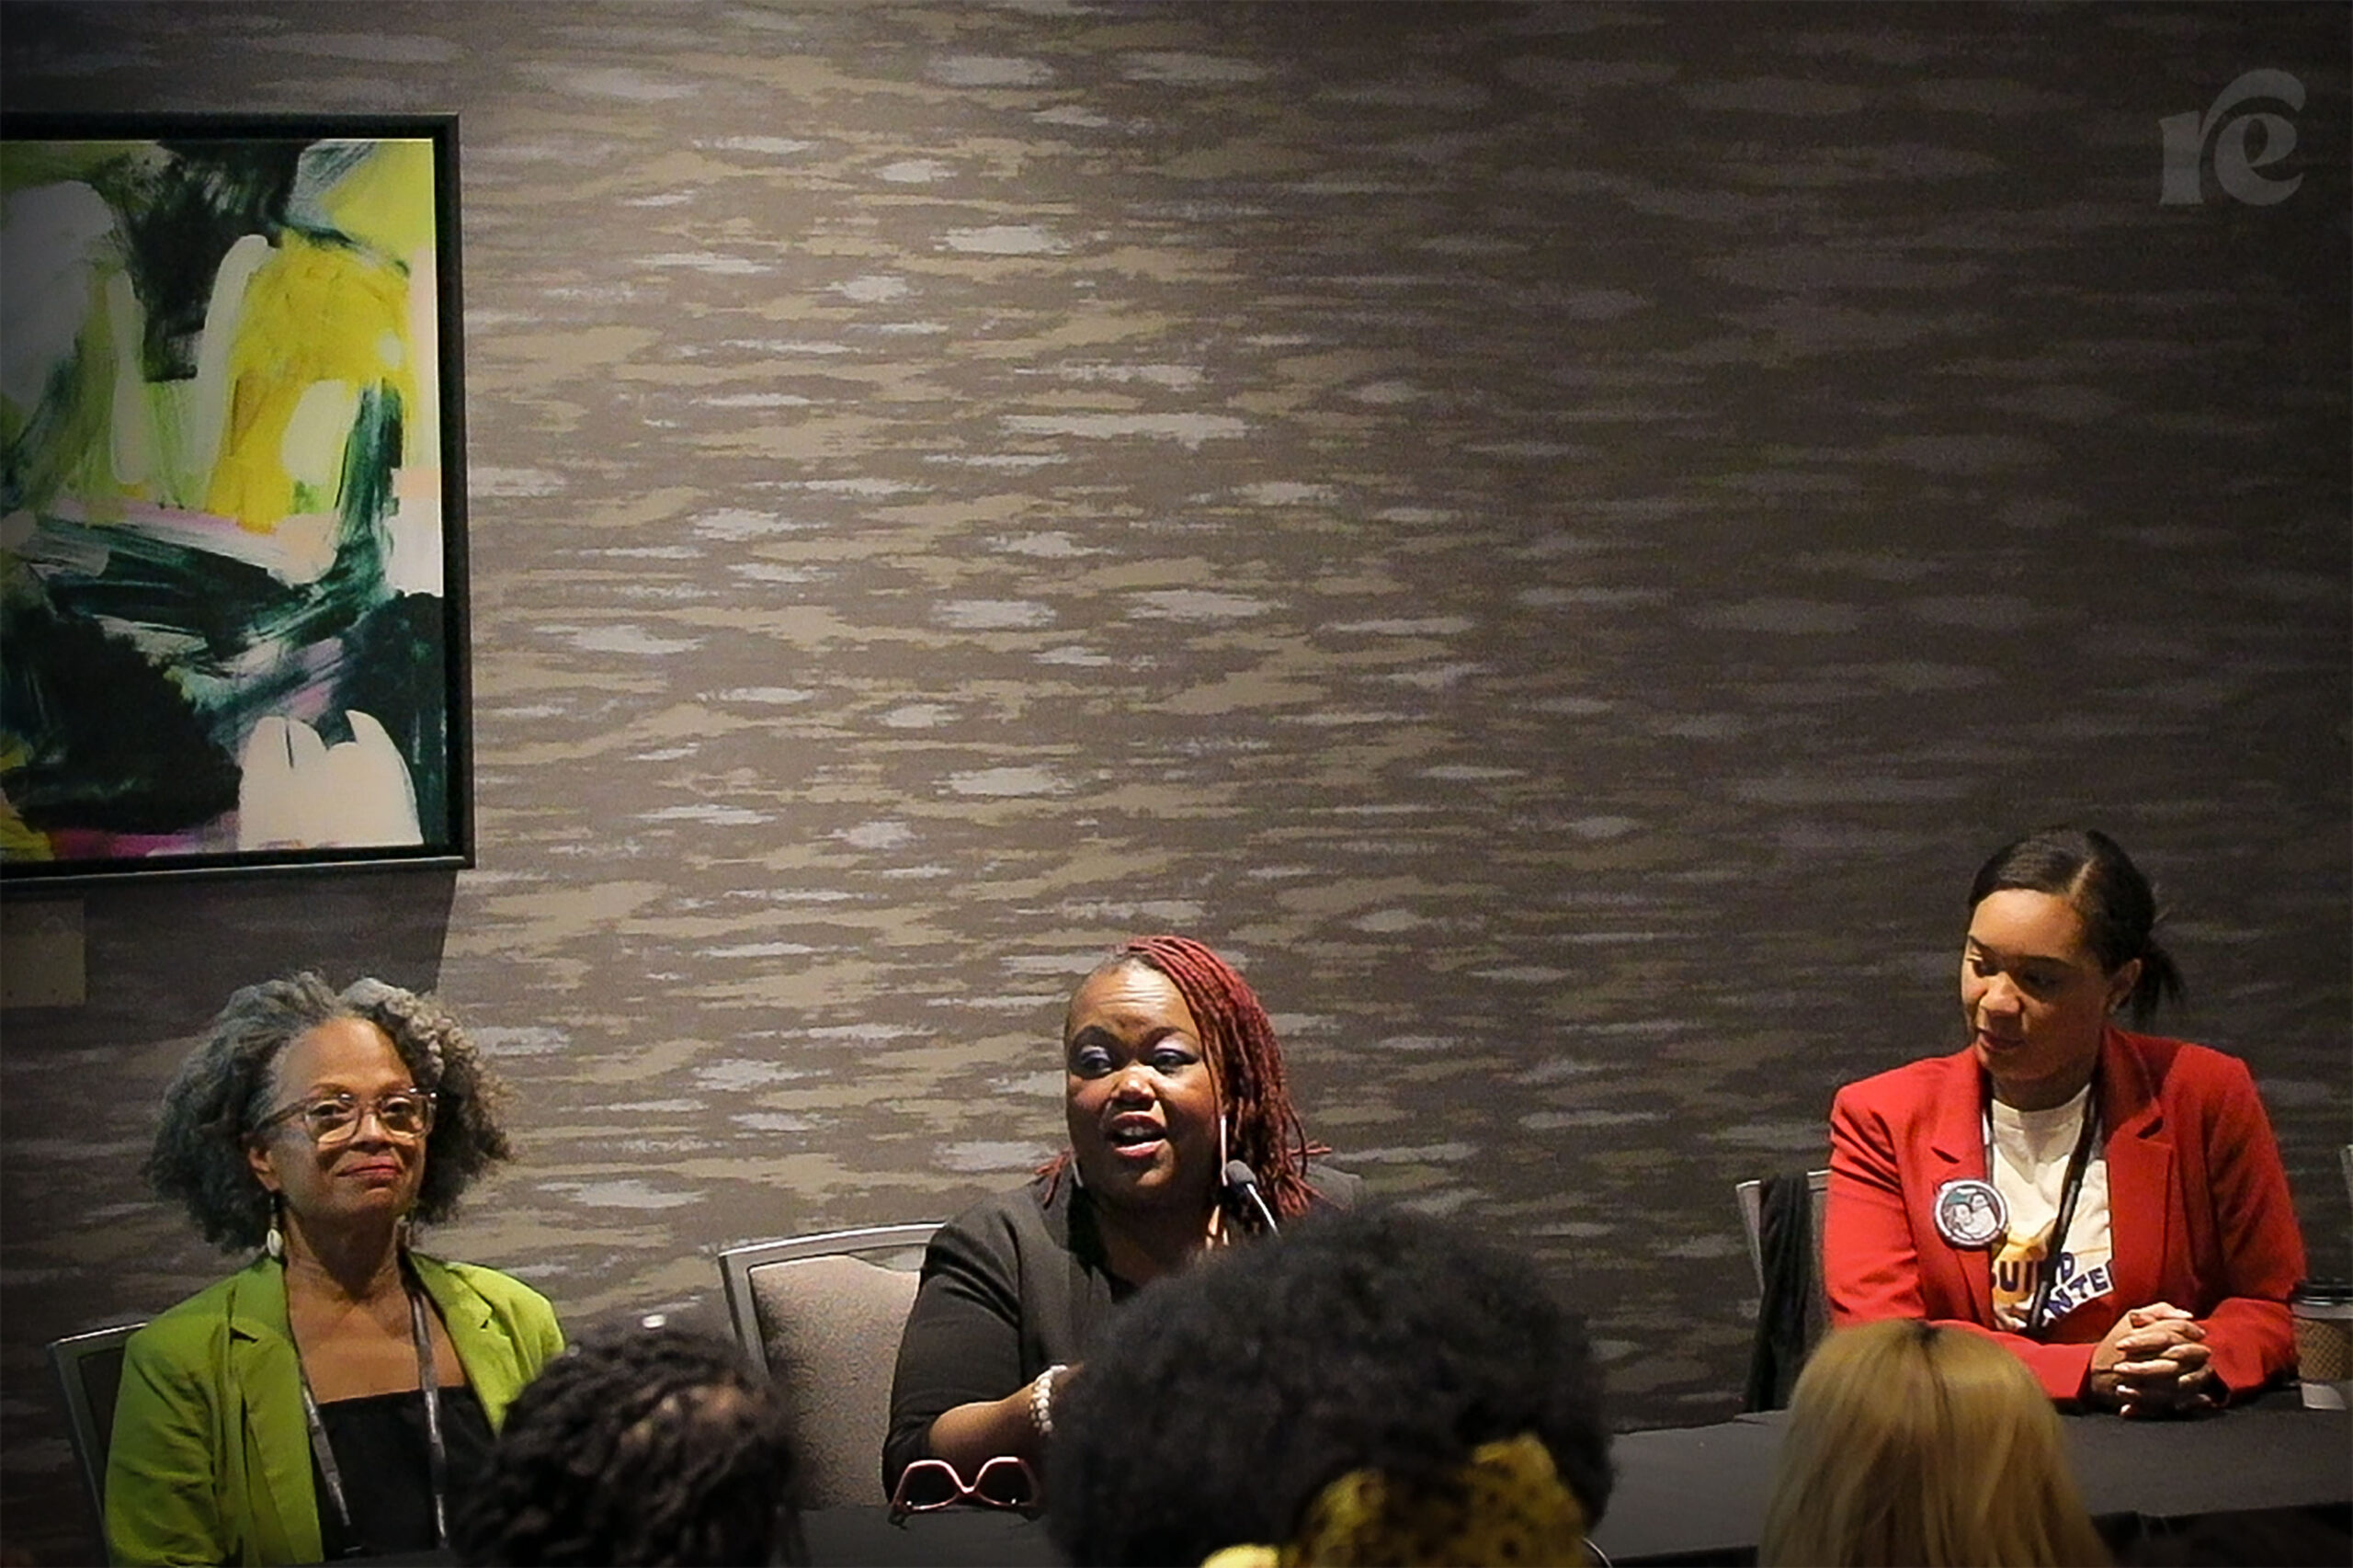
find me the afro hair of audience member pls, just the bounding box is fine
[457,1321,799,1567]
[1045,1202,1614,1567]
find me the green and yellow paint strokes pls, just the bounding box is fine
[0,133,449,864]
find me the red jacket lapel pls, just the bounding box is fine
[2097,1028,2173,1312]
[1923,1048,1995,1322]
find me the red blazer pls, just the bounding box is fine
[1825,1028,2305,1402]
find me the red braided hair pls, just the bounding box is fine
[1040,935,1328,1221]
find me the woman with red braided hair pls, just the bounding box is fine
[884,935,1358,1496]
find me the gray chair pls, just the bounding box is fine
[1737,1169,1830,1408]
[1735,1167,1828,1301]
[718,1223,940,1509]
[50,1319,147,1554]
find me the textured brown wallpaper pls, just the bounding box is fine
[3,2,2347,1559]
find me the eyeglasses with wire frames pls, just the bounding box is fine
[252,1088,437,1146]
[887,1455,1040,1521]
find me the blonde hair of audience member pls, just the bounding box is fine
[1759,1319,2109,1568]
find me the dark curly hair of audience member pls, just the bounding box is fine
[456,1322,800,1567]
[1046,1203,1614,1566]
[145,972,511,1251]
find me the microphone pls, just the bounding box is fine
[1223,1159,1280,1235]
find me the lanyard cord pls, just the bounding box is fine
[293,1257,451,1555]
[1982,1080,2102,1336]
[413,1269,451,1550]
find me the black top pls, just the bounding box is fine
[882,1164,1361,1491]
[313,1383,494,1560]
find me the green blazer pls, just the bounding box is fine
[104,1253,563,1566]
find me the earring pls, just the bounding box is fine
[1218,1115,1232,1172]
[265,1197,285,1261]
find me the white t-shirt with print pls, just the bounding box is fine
[1989,1084,2114,1333]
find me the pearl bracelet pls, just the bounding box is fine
[1029,1363,1069,1438]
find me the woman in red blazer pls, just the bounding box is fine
[1826,827,2306,1414]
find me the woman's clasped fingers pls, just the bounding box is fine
[2120,1314,2203,1352]
[2161,1339,2212,1371]
[2115,1345,2219,1417]
[2113,1325,2190,1358]
[2164,1343,2220,1406]
[2126,1301,2196,1330]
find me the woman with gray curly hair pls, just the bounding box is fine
[107,973,563,1566]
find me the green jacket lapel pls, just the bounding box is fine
[222,1258,321,1567]
[411,1253,530,1426]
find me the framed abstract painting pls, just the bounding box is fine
[0,113,471,885]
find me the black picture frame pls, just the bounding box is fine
[0,112,472,888]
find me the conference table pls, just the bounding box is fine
[797,1392,2350,1566]
[1592,1391,2347,1564]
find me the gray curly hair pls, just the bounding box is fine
[145,972,514,1251]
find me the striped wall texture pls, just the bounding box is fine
[3,3,2347,1559]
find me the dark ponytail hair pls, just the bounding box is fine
[1968,827,2182,1026]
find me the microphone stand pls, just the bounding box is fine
[1223,1159,1281,1235]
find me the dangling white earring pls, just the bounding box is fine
[1219,1114,1232,1171]
[265,1197,285,1261]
